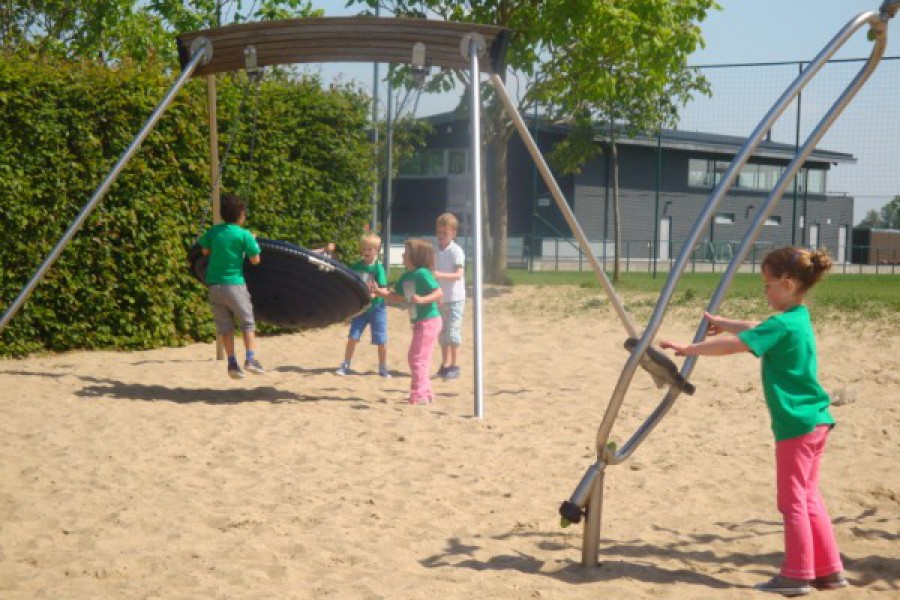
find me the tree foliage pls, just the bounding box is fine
[0,57,374,357]
[0,0,321,65]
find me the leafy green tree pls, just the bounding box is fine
[0,1,320,65]
[349,0,717,283]
[880,195,900,229]
[857,208,883,229]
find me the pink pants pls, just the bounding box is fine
[408,316,441,404]
[776,425,843,580]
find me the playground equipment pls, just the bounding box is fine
[551,0,900,568]
[187,239,371,329]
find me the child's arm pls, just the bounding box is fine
[660,335,749,357]
[704,311,759,335]
[434,266,464,281]
[373,287,405,304]
[248,253,260,265]
[413,287,443,305]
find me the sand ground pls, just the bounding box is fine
[0,286,897,599]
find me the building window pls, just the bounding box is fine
[448,149,468,175]
[765,216,782,226]
[399,149,468,177]
[715,213,735,225]
[688,159,826,194]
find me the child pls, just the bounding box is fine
[433,212,466,379]
[198,194,265,379]
[376,238,443,405]
[335,233,391,378]
[660,247,845,597]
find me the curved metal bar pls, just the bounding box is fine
[0,42,212,336]
[176,17,510,77]
[594,10,883,458]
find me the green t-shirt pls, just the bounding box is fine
[737,305,835,441]
[198,223,261,285]
[350,259,387,310]
[394,267,441,323]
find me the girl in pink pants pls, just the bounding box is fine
[662,247,846,597]
[377,238,442,405]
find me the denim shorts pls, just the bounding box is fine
[208,284,255,335]
[348,303,388,345]
[439,300,464,346]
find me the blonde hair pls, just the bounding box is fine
[404,238,435,270]
[436,212,459,231]
[359,232,381,251]
[762,246,833,294]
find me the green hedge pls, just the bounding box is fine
[0,58,374,357]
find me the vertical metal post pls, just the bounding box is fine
[652,130,662,278]
[0,43,211,335]
[371,5,381,232]
[792,61,803,245]
[581,463,605,566]
[469,37,485,419]
[384,77,394,269]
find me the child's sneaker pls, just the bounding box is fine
[378,365,392,378]
[435,366,448,379]
[811,573,848,590]
[227,363,245,380]
[753,575,811,596]
[335,362,352,376]
[244,357,265,375]
[445,366,461,379]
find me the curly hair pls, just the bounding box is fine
[762,246,833,294]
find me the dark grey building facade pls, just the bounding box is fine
[392,113,856,265]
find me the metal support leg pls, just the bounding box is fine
[581,464,606,567]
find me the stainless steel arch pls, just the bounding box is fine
[565,2,899,568]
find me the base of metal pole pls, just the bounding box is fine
[581,464,606,567]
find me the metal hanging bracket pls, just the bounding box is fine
[190,36,213,66]
[459,32,486,59]
[244,45,260,81]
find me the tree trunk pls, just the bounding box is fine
[487,132,509,283]
[611,137,621,282]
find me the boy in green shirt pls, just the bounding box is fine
[198,194,264,380]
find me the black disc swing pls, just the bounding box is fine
[187,66,370,330]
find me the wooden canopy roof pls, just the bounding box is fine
[176,17,510,77]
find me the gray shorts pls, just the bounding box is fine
[439,300,464,346]
[208,284,256,335]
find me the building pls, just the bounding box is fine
[391,113,856,267]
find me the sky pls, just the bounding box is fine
[301,0,898,220]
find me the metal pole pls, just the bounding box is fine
[652,130,661,278]
[792,62,803,245]
[0,43,211,335]
[581,464,605,567]
[469,37,485,419]
[384,77,394,270]
[591,10,883,460]
[207,72,225,360]
[370,5,381,231]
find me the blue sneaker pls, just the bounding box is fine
[445,366,461,380]
[244,357,265,375]
[435,366,448,379]
[378,365,392,378]
[335,362,352,376]
[227,363,245,380]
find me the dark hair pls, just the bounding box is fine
[220,194,246,224]
[762,246,833,294]
[404,238,435,270]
